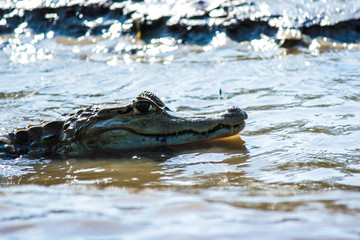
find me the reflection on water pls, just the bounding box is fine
[1,136,247,187]
[1,1,360,239]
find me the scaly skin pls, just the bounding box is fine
[0,91,247,158]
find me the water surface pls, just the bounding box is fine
[1,0,360,239]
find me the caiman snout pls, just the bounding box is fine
[225,106,248,120]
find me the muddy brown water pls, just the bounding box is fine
[1,2,360,239]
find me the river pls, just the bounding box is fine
[1,0,360,239]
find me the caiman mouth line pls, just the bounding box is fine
[114,122,245,138]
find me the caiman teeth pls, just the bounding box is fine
[137,123,243,138]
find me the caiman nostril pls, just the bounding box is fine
[227,106,248,119]
[227,106,240,113]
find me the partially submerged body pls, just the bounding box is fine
[0,91,247,158]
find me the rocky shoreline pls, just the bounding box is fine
[0,0,359,46]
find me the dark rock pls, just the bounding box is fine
[0,0,360,44]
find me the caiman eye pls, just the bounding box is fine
[135,101,153,113]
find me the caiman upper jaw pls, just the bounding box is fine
[87,105,247,136]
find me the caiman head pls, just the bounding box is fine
[60,91,247,155]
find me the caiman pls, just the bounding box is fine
[0,91,247,158]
